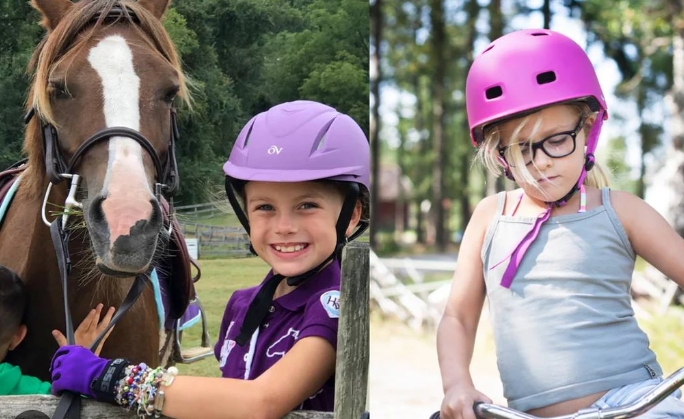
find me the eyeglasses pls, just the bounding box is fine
[499,117,585,167]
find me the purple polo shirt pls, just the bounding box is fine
[214,262,340,411]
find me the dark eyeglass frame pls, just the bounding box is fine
[498,117,585,167]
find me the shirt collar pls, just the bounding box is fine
[257,261,341,312]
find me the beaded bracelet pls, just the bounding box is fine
[113,362,178,418]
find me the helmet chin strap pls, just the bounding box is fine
[493,110,605,289]
[548,110,604,210]
[230,181,365,346]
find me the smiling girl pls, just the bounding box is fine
[48,100,370,419]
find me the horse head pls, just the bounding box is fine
[24,0,188,276]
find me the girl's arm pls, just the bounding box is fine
[162,335,335,419]
[437,195,498,419]
[612,190,684,287]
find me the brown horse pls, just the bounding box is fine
[0,0,193,381]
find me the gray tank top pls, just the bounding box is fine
[481,188,661,411]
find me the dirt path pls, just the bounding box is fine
[369,308,505,418]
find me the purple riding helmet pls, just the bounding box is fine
[466,28,608,198]
[223,100,369,345]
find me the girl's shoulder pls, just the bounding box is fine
[474,192,505,217]
[604,188,653,233]
[303,285,341,320]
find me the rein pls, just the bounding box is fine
[48,213,148,419]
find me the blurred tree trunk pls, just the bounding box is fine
[413,14,428,244]
[542,0,552,29]
[370,0,383,249]
[636,88,647,199]
[430,0,447,251]
[459,0,481,230]
[665,0,684,237]
[396,115,407,240]
[485,0,506,197]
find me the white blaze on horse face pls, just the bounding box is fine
[88,35,154,242]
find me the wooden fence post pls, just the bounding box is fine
[334,242,370,419]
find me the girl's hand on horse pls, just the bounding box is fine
[52,303,116,355]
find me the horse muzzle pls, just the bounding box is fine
[87,195,163,275]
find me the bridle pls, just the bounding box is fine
[15,5,182,419]
[28,107,180,197]
[25,107,181,230]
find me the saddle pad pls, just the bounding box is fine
[0,173,22,226]
[160,197,197,319]
[151,268,201,331]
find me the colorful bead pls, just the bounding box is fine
[112,362,176,419]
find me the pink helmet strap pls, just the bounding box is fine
[552,109,605,207]
[491,198,551,288]
[492,110,605,288]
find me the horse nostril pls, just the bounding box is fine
[90,195,107,225]
[127,200,162,237]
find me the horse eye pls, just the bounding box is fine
[162,86,179,104]
[48,82,72,100]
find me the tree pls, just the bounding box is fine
[662,0,684,236]
[0,1,42,168]
[370,0,383,248]
[429,0,447,251]
[569,0,672,199]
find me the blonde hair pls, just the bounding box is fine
[475,102,610,198]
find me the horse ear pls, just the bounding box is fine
[31,0,73,32]
[137,0,172,20]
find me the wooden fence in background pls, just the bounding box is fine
[174,203,251,258]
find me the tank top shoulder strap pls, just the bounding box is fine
[600,186,635,258]
[496,190,507,216]
[481,191,508,263]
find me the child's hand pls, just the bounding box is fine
[440,384,492,419]
[52,303,116,356]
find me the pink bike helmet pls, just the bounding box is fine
[466,28,608,146]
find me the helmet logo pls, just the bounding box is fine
[267,145,283,155]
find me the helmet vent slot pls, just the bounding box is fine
[485,85,503,99]
[243,122,255,147]
[483,44,495,53]
[531,32,549,36]
[536,71,556,85]
[311,118,336,154]
[315,134,327,151]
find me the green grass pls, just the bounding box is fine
[638,306,684,375]
[174,257,269,377]
[175,211,241,228]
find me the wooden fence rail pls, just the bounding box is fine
[0,397,333,419]
[0,244,370,419]
[174,202,227,217]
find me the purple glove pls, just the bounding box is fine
[50,345,116,399]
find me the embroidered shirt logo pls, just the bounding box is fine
[219,321,236,367]
[267,145,283,155]
[266,327,300,358]
[320,290,340,318]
